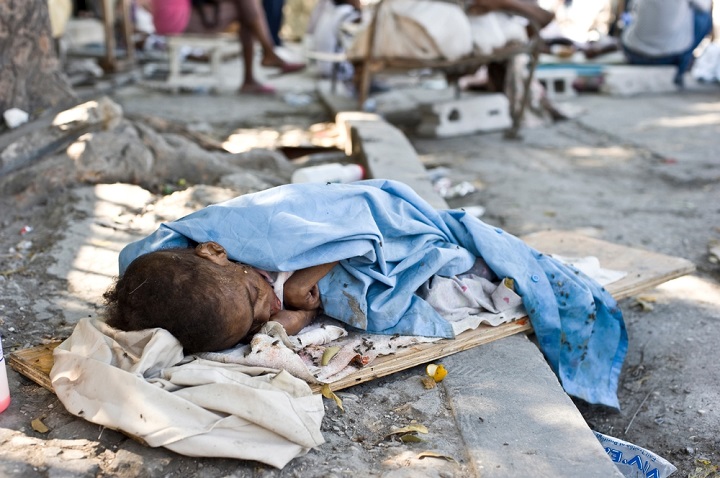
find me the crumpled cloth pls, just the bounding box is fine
[347,0,474,61]
[119,180,627,408]
[200,270,527,386]
[50,319,325,468]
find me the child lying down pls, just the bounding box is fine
[104,179,626,408]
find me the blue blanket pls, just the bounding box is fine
[119,180,627,408]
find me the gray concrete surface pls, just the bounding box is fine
[1,55,718,477]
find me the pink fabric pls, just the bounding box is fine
[152,0,191,35]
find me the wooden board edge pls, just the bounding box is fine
[311,319,532,393]
[8,341,61,393]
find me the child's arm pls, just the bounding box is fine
[283,262,339,310]
[270,309,318,336]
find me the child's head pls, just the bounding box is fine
[103,242,281,353]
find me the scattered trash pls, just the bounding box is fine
[3,108,29,129]
[15,240,32,251]
[420,376,437,389]
[689,459,719,478]
[425,363,447,383]
[19,226,33,236]
[283,93,313,107]
[31,417,50,433]
[633,294,657,312]
[427,167,478,199]
[291,163,364,184]
[0,336,10,414]
[594,431,677,478]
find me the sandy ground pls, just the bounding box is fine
[0,67,718,477]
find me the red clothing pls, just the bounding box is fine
[152,0,191,34]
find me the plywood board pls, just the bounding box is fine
[522,230,696,300]
[8,231,696,394]
[8,342,60,393]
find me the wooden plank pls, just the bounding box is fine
[8,342,60,392]
[522,230,696,300]
[7,232,696,394]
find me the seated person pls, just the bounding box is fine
[621,0,713,87]
[146,0,305,94]
[103,179,626,408]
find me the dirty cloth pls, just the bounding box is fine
[119,179,627,408]
[50,318,325,468]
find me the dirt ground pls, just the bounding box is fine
[0,80,718,477]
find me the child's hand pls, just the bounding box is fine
[284,283,321,310]
[283,262,339,310]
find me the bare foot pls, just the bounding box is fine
[260,57,306,74]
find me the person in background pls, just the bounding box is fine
[149,0,305,94]
[262,0,285,46]
[621,0,713,87]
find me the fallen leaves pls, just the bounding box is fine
[31,417,50,433]
[386,424,428,443]
[321,346,340,366]
[418,451,457,463]
[633,294,657,312]
[321,384,344,411]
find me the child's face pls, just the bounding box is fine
[194,242,281,346]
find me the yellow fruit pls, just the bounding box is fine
[425,363,447,382]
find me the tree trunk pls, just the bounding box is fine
[0,0,77,118]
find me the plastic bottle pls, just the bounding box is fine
[291,163,364,184]
[0,337,10,413]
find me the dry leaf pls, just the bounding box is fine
[418,451,457,463]
[31,418,50,433]
[386,424,429,439]
[400,434,424,443]
[321,384,344,411]
[634,294,657,312]
[321,346,340,366]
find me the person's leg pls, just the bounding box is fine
[676,8,713,85]
[229,0,301,70]
[262,0,285,46]
[239,25,261,89]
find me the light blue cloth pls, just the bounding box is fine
[119,180,627,408]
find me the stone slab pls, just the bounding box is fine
[442,334,622,477]
[335,111,447,210]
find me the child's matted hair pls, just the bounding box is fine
[103,248,233,353]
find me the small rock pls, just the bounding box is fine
[3,108,29,129]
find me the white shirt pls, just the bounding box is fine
[622,0,712,56]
